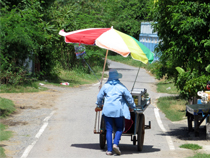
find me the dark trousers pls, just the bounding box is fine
[103,115,124,152]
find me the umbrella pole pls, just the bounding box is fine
[94,112,97,133]
[131,64,141,91]
[99,49,109,90]
[94,50,108,134]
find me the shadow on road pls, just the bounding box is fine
[157,125,207,141]
[71,143,160,154]
[71,143,101,150]
[118,144,160,154]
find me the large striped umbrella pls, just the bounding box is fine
[59,27,154,88]
[59,27,154,64]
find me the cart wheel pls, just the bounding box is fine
[100,116,106,149]
[137,114,145,151]
[133,136,136,145]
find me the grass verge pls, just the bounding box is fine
[0,147,6,158]
[0,97,15,157]
[156,79,186,121]
[42,67,104,87]
[0,82,48,93]
[180,144,202,150]
[188,153,210,158]
[180,144,210,158]
[157,96,188,121]
[0,66,105,93]
[156,80,179,94]
[0,123,13,158]
[0,124,13,141]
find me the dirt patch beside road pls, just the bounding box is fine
[0,89,60,109]
[0,87,62,157]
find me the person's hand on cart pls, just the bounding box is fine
[95,106,102,112]
[129,108,134,112]
[129,107,137,112]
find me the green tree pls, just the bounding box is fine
[0,0,60,84]
[152,0,210,79]
[50,0,153,70]
[104,0,153,39]
[0,0,154,85]
[48,0,107,71]
[151,0,210,99]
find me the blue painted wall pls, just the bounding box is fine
[139,22,159,53]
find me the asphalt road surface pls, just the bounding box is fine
[18,60,195,158]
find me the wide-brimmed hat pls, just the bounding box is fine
[108,69,122,80]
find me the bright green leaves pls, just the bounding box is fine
[151,0,210,99]
[1,0,155,84]
[176,67,185,75]
[206,65,210,73]
[0,0,58,83]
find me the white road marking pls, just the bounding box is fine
[20,111,55,158]
[154,108,175,150]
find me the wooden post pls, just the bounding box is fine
[94,49,109,134]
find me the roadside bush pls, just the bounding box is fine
[147,61,165,79]
[175,64,210,99]
[0,67,33,86]
[184,75,210,98]
[175,66,210,99]
[0,97,16,117]
[175,71,193,98]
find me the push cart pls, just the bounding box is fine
[186,104,210,137]
[95,88,151,151]
[186,89,210,137]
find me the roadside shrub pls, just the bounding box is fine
[0,67,33,86]
[175,64,210,99]
[147,61,165,79]
[175,71,193,99]
[0,97,16,118]
[184,75,210,98]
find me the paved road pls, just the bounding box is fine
[18,60,195,158]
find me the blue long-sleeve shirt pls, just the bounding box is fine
[96,79,136,120]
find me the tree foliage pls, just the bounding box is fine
[151,0,210,99]
[175,68,210,98]
[0,0,57,83]
[104,0,153,39]
[0,0,153,85]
